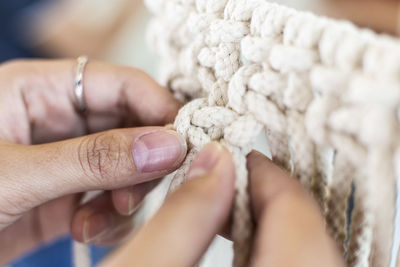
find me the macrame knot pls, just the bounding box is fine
[170,91,263,267]
[140,1,400,267]
[73,0,400,266]
[173,97,263,162]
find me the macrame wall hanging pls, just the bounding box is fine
[73,0,400,266]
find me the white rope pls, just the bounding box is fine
[144,0,400,266]
[74,1,400,266]
[73,242,90,267]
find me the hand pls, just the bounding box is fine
[103,143,346,267]
[0,59,187,264]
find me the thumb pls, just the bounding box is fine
[102,142,235,267]
[0,127,186,220]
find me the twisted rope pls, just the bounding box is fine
[74,1,400,266]
[145,0,400,266]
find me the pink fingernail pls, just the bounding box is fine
[133,130,186,173]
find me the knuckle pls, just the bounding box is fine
[0,59,31,79]
[0,60,27,90]
[78,131,131,186]
[1,59,28,69]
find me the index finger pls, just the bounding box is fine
[0,59,180,144]
[247,151,345,267]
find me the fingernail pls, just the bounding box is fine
[133,130,187,173]
[127,192,141,215]
[128,192,135,215]
[187,142,224,180]
[83,212,114,243]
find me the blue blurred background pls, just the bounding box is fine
[9,236,111,267]
[0,0,48,61]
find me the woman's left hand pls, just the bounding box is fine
[0,59,186,264]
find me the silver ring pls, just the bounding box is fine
[74,56,88,112]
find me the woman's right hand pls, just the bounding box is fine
[103,142,346,267]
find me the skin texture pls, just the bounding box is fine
[0,60,345,266]
[103,143,346,267]
[247,151,345,267]
[0,59,185,264]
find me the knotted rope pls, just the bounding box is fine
[145,0,400,266]
[74,1,400,266]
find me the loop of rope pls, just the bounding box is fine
[145,0,400,266]
[74,1,400,266]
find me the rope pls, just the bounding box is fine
[74,1,400,266]
[145,0,400,266]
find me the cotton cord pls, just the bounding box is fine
[144,0,400,266]
[74,1,400,266]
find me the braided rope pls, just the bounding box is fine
[145,0,400,266]
[72,1,400,266]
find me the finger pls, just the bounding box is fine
[103,142,235,267]
[0,59,181,144]
[247,151,345,267]
[0,127,186,226]
[0,195,79,265]
[111,180,160,216]
[71,192,135,245]
[81,60,180,127]
[72,180,160,244]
